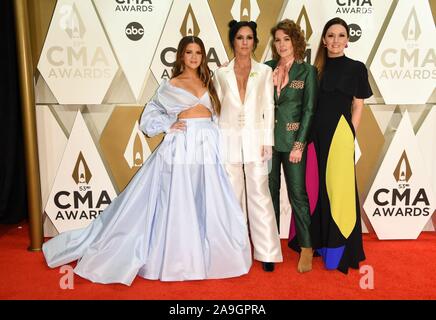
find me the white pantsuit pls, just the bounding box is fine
[214,59,283,263]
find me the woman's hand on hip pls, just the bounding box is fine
[169,120,186,132]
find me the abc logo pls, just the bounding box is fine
[348,24,362,42]
[125,22,144,41]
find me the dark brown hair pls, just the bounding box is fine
[270,19,306,61]
[171,36,221,115]
[228,20,259,53]
[314,17,350,80]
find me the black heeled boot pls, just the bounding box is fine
[262,262,274,272]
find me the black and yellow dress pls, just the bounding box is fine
[309,55,372,273]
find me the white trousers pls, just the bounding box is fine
[225,162,283,263]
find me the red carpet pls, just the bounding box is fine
[0,222,435,300]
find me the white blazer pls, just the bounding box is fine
[213,58,274,163]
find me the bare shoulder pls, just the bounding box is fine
[170,75,205,91]
[170,76,189,87]
[169,76,182,87]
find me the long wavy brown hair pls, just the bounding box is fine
[171,36,221,115]
[270,19,306,62]
[314,17,349,80]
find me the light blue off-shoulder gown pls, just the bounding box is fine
[42,81,252,285]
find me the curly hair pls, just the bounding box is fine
[270,19,306,62]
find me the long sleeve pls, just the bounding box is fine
[294,65,317,149]
[139,93,175,137]
[263,67,275,146]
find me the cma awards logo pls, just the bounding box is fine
[402,7,421,41]
[393,151,412,186]
[380,7,436,80]
[46,4,112,80]
[336,0,373,14]
[124,121,150,168]
[61,3,85,39]
[372,151,431,218]
[72,152,92,185]
[115,0,153,12]
[230,0,260,21]
[296,6,313,63]
[53,152,112,221]
[159,4,222,79]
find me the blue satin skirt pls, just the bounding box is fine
[43,118,252,285]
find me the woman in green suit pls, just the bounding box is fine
[265,19,317,273]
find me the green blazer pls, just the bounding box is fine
[265,60,317,153]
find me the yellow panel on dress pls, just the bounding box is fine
[326,115,356,239]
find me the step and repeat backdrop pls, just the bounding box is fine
[32,0,436,239]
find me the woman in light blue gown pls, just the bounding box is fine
[42,36,252,285]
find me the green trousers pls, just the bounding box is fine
[268,148,312,248]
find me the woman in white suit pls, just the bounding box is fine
[213,20,283,272]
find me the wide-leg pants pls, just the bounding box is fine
[225,162,283,263]
[268,148,312,249]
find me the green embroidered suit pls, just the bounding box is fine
[265,60,317,152]
[265,59,317,248]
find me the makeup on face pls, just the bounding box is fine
[274,29,294,59]
[183,43,202,69]
[323,24,349,57]
[234,26,254,54]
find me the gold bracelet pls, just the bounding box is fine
[292,141,306,152]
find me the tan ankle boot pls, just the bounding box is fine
[298,247,313,273]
